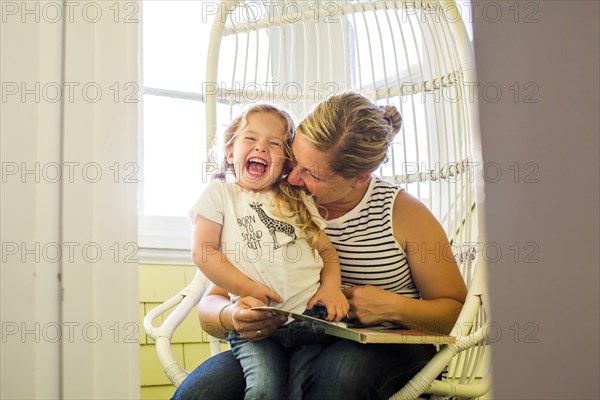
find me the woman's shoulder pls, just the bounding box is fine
[392,189,445,242]
[393,190,434,221]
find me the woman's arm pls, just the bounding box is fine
[199,283,288,340]
[344,191,467,334]
[192,214,282,305]
[306,232,349,321]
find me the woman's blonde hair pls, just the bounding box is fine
[298,91,402,178]
[209,104,321,248]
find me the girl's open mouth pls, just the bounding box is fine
[246,157,268,177]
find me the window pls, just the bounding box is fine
[139,1,216,251]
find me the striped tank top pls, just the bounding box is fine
[324,176,420,298]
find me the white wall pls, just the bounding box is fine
[473,1,599,398]
[1,9,61,398]
[1,2,139,398]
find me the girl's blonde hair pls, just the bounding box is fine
[298,91,402,178]
[209,104,321,248]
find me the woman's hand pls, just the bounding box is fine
[224,296,288,342]
[343,285,398,326]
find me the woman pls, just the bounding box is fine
[173,91,467,400]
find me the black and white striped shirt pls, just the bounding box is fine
[325,176,420,298]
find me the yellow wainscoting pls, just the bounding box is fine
[139,264,221,399]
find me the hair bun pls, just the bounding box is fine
[380,105,403,136]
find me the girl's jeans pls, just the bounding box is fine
[226,305,336,400]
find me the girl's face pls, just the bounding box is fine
[287,134,356,206]
[227,111,287,192]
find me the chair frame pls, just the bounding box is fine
[144,1,491,398]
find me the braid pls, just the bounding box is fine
[273,181,321,250]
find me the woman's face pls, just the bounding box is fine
[287,134,356,205]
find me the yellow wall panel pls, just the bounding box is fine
[172,307,204,343]
[140,343,184,386]
[182,343,213,371]
[139,264,196,302]
[139,304,147,345]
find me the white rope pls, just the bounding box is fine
[390,373,432,400]
[382,158,472,185]
[201,70,461,105]
[164,362,189,387]
[454,243,477,266]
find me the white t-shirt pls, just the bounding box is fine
[190,180,327,314]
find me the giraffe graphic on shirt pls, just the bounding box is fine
[249,202,296,249]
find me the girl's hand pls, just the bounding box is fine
[226,296,287,342]
[307,286,349,322]
[238,281,283,307]
[342,285,396,326]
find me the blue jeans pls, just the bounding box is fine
[173,339,436,400]
[172,349,245,400]
[226,306,337,399]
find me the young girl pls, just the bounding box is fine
[189,104,349,399]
